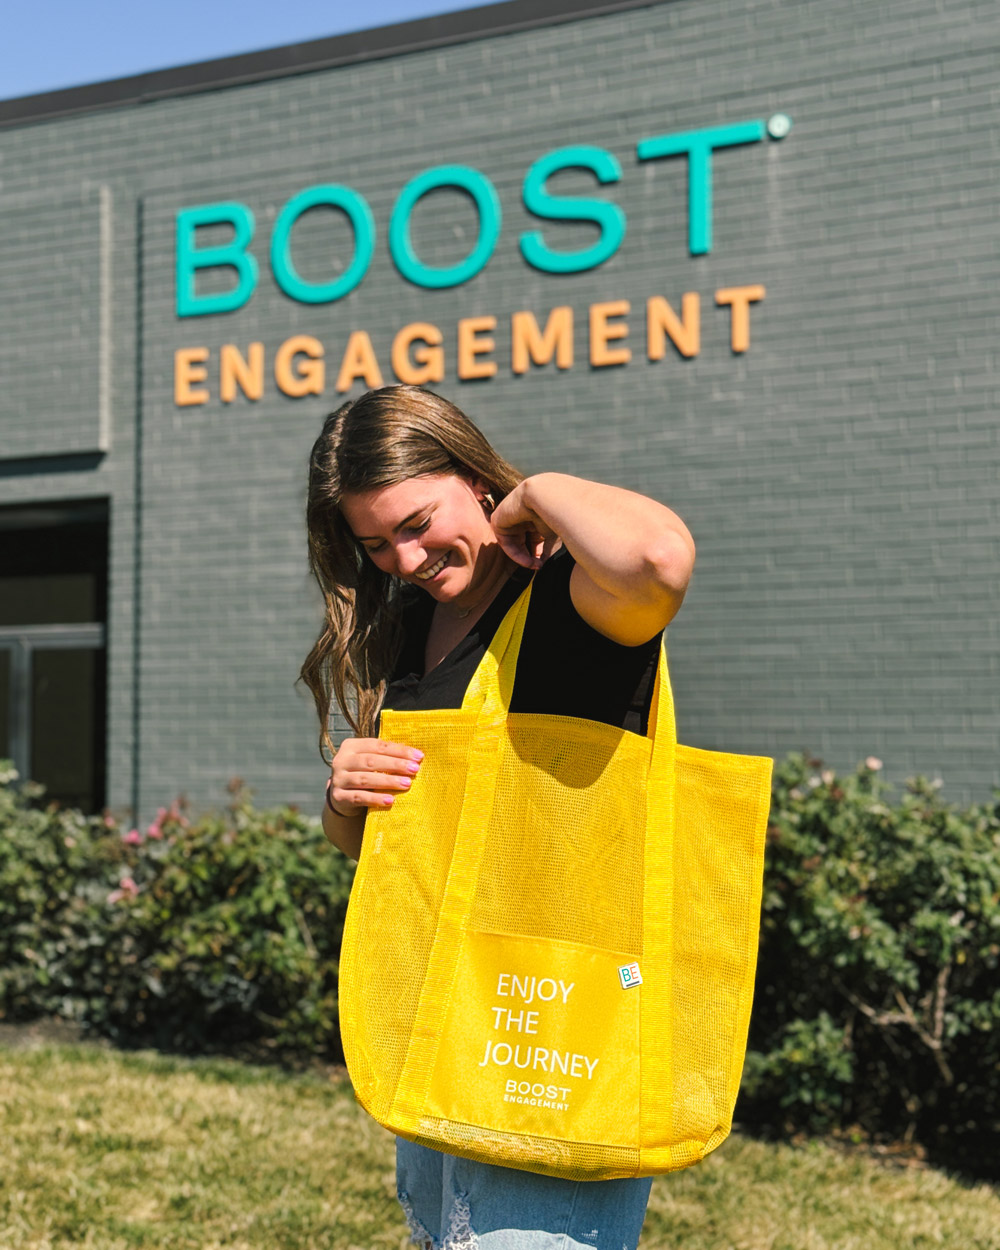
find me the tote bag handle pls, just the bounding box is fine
[460,579,533,718]
[465,581,681,1158]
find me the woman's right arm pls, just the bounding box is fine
[322,737,424,861]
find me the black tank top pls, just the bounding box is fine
[383,548,660,734]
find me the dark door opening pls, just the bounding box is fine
[0,500,109,812]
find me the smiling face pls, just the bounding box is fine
[339,473,506,609]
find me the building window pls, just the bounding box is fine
[0,500,108,812]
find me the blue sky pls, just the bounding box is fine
[1,0,483,101]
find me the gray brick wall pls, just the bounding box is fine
[0,184,110,457]
[1,0,998,819]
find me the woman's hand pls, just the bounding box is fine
[494,473,695,645]
[328,737,423,816]
[490,482,561,569]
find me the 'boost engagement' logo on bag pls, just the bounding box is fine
[618,962,642,989]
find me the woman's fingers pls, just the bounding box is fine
[358,750,422,776]
[349,741,423,781]
[336,738,422,770]
[329,737,423,814]
[334,788,398,811]
[495,526,546,568]
[492,500,559,570]
[351,770,413,792]
[495,532,537,568]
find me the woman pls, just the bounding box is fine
[301,385,695,1250]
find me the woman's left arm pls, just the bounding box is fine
[491,473,695,646]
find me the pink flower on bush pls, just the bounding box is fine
[146,822,163,839]
[107,877,139,904]
[865,756,883,771]
[123,829,142,845]
[166,801,190,829]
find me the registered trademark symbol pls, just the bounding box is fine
[767,113,793,140]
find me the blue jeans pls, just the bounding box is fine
[396,1139,653,1250]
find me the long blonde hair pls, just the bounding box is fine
[300,385,524,758]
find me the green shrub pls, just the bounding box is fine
[0,765,354,1060]
[743,752,1000,1173]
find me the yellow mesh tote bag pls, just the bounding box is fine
[338,583,773,1180]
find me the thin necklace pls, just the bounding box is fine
[451,599,486,620]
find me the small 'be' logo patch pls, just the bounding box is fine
[618,962,642,989]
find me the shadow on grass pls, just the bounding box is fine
[734,1117,1000,1191]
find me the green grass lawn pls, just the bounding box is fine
[0,1044,997,1250]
